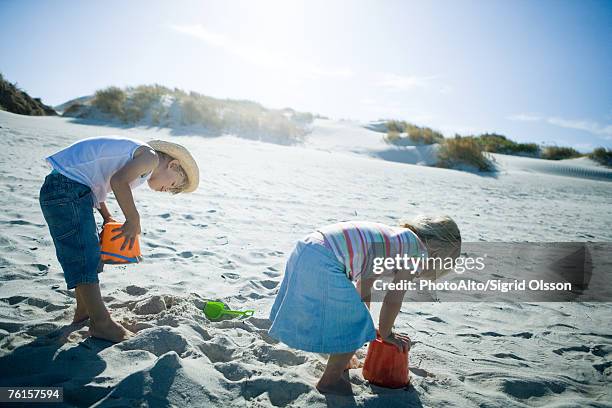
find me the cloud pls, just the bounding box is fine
[168,24,353,79]
[508,113,612,139]
[546,117,612,138]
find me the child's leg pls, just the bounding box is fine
[72,287,89,324]
[316,351,355,395]
[76,283,132,342]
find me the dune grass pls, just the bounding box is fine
[589,147,612,168]
[383,120,445,145]
[376,118,612,171]
[475,133,540,156]
[540,146,582,160]
[437,136,493,171]
[87,85,312,143]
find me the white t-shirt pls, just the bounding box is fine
[46,136,152,207]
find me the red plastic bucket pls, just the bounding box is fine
[362,334,410,388]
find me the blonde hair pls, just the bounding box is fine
[402,214,461,278]
[155,151,188,194]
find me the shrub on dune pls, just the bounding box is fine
[75,84,313,143]
[385,130,401,144]
[589,147,612,168]
[475,133,540,156]
[93,86,126,118]
[541,146,582,160]
[406,124,444,145]
[437,136,493,171]
[123,85,170,122]
[179,95,222,130]
[383,120,444,145]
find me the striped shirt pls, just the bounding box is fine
[317,221,428,281]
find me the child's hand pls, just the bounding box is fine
[111,217,141,250]
[382,332,411,353]
[103,216,118,225]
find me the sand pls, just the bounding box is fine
[0,110,611,407]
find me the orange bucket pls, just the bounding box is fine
[362,333,410,388]
[99,222,141,264]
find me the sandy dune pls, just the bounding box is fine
[0,111,611,407]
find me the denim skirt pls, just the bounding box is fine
[39,171,102,289]
[269,233,376,354]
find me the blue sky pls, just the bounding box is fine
[1,0,610,150]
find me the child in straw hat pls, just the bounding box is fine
[39,136,199,342]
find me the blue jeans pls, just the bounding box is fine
[39,171,102,289]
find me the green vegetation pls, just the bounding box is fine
[383,120,445,145]
[474,133,540,156]
[589,147,612,167]
[376,118,612,170]
[0,73,56,116]
[437,136,493,171]
[84,84,312,142]
[540,146,582,160]
[94,86,126,118]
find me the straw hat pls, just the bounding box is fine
[148,140,199,193]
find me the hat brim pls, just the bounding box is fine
[147,140,199,193]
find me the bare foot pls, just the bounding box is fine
[316,376,353,395]
[72,307,89,324]
[345,355,362,370]
[88,317,133,343]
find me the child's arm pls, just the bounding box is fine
[97,202,116,223]
[356,277,376,310]
[378,267,414,352]
[109,147,159,250]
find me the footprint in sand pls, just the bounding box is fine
[198,341,234,363]
[500,378,566,400]
[188,323,212,341]
[131,296,167,315]
[492,353,526,361]
[263,266,281,278]
[125,285,148,296]
[221,273,240,281]
[31,263,49,272]
[3,295,28,305]
[253,344,307,367]
[552,345,590,355]
[511,332,533,339]
[259,280,279,290]
[214,361,253,381]
[4,296,64,313]
[249,318,272,331]
[593,361,612,374]
[116,326,189,357]
[590,344,611,358]
[238,378,311,407]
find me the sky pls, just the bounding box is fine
[1,0,611,150]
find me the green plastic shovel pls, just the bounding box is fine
[204,301,254,321]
